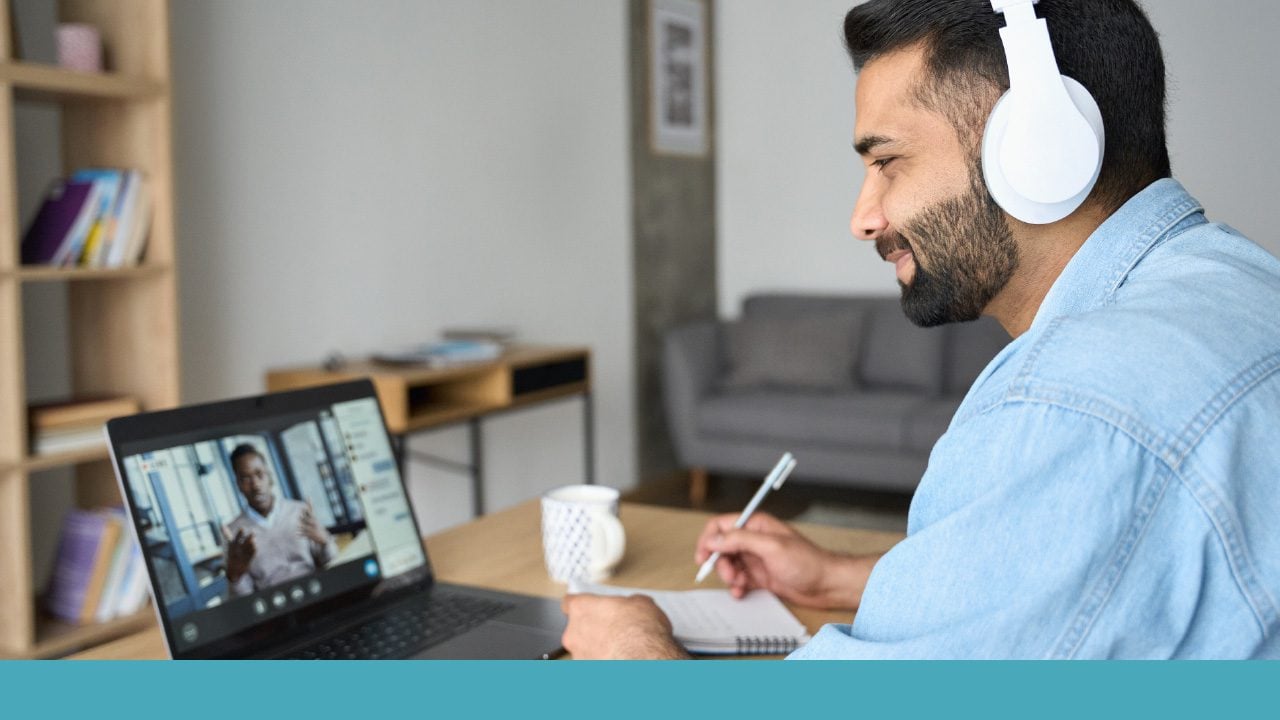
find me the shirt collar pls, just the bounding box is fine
[1031,178,1204,329]
[244,501,276,528]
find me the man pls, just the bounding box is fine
[563,0,1280,659]
[223,443,337,597]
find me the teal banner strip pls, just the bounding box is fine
[2,660,1275,719]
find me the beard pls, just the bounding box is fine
[876,164,1018,327]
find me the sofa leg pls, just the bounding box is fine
[689,467,709,508]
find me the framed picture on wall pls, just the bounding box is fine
[649,0,708,157]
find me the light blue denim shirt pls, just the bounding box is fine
[791,179,1280,659]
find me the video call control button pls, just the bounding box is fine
[272,592,287,609]
[252,598,268,616]
[290,586,305,603]
[308,579,322,596]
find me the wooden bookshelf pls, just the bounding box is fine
[0,61,164,102]
[0,1,175,658]
[17,608,156,660]
[8,263,170,282]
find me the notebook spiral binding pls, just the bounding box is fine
[735,635,801,655]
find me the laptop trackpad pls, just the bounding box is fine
[411,621,564,660]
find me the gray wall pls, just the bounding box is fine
[715,0,1280,313]
[170,0,634,534]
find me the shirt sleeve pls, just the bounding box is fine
[790,399,1170,659]
[312,535,337,568]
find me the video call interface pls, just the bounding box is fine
[120,397,426,652]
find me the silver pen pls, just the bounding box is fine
[695,452,797,583]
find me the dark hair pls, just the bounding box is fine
[229,443,264,470]
[844,0,1170,214]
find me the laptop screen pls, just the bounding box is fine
[110,385,429,658]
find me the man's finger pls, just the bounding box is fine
[710,527,782,560]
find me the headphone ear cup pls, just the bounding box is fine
[982,76,1105,224]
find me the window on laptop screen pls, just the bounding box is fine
[117,397,426,655]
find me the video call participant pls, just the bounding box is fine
[562,0,1280,658]
[223,443,337,597]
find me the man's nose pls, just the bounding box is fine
[851,178,888,241]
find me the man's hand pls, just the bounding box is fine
[561,594,689,660]
[224,527,256,583]
[694,512,880,610]
[299,500,331,547]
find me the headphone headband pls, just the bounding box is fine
[981,0,1105,223]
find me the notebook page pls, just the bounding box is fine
[568,581,810,647]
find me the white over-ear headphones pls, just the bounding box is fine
[982,0,1104,224]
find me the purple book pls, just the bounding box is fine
[44,509,110,623]
[20,179,96,265]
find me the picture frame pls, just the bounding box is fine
[648,0,708,158]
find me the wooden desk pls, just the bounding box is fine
[266,346,593,517]
[69,501,904,659]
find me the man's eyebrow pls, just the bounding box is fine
[853,134,899,156]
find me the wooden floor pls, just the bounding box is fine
[623,471,912,524]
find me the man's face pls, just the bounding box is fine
[233,452,275,516]
[851,46,1017,327]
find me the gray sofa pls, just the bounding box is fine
[663,293,1010,494]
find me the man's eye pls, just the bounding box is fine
[871,157,896,172]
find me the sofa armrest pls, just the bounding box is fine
[663,320,723,466]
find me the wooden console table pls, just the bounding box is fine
[266,346,593,517]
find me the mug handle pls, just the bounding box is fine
[588,511,626,578]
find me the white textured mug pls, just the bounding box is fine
[540,485,626,583]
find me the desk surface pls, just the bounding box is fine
[69,501,904,659]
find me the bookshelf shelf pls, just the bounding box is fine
[0,61,164,103]
[0,1,178,659]
[24,608,156,660]
[20,444,111,472]
[10,263,170,283]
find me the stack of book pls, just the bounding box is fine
[44,508,150,625]
[20,168,154,268]
[28,396,140,457]
[374,339,506,368]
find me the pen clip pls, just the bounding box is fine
[772,457,797,490]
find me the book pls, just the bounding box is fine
[569,581,812,655]
[29,396,140,430]
[115,172,153,267]
[442,326,518,346]
[45,510,116,623]
[30,425,109,456]
[76,512,123,624]
[69,169,123,267]
[93,509,132,622]
[20,179,97,265]
[110,540,151,619]
[50,179,104,267]
[106,170,148,267]
[373,339,504,368]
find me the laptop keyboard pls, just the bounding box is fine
[287,592,515,660]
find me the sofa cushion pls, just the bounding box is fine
[902,399,964,453]
[944,317,1010,395]
[858,301,945,395]
[722,309,863,390]
[697,389,924,450]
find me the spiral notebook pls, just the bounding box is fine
[569,581,811,655]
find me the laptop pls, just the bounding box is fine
[105,380,566,659]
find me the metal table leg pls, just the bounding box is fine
[469,417,484,517]
[583,390,595,485]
